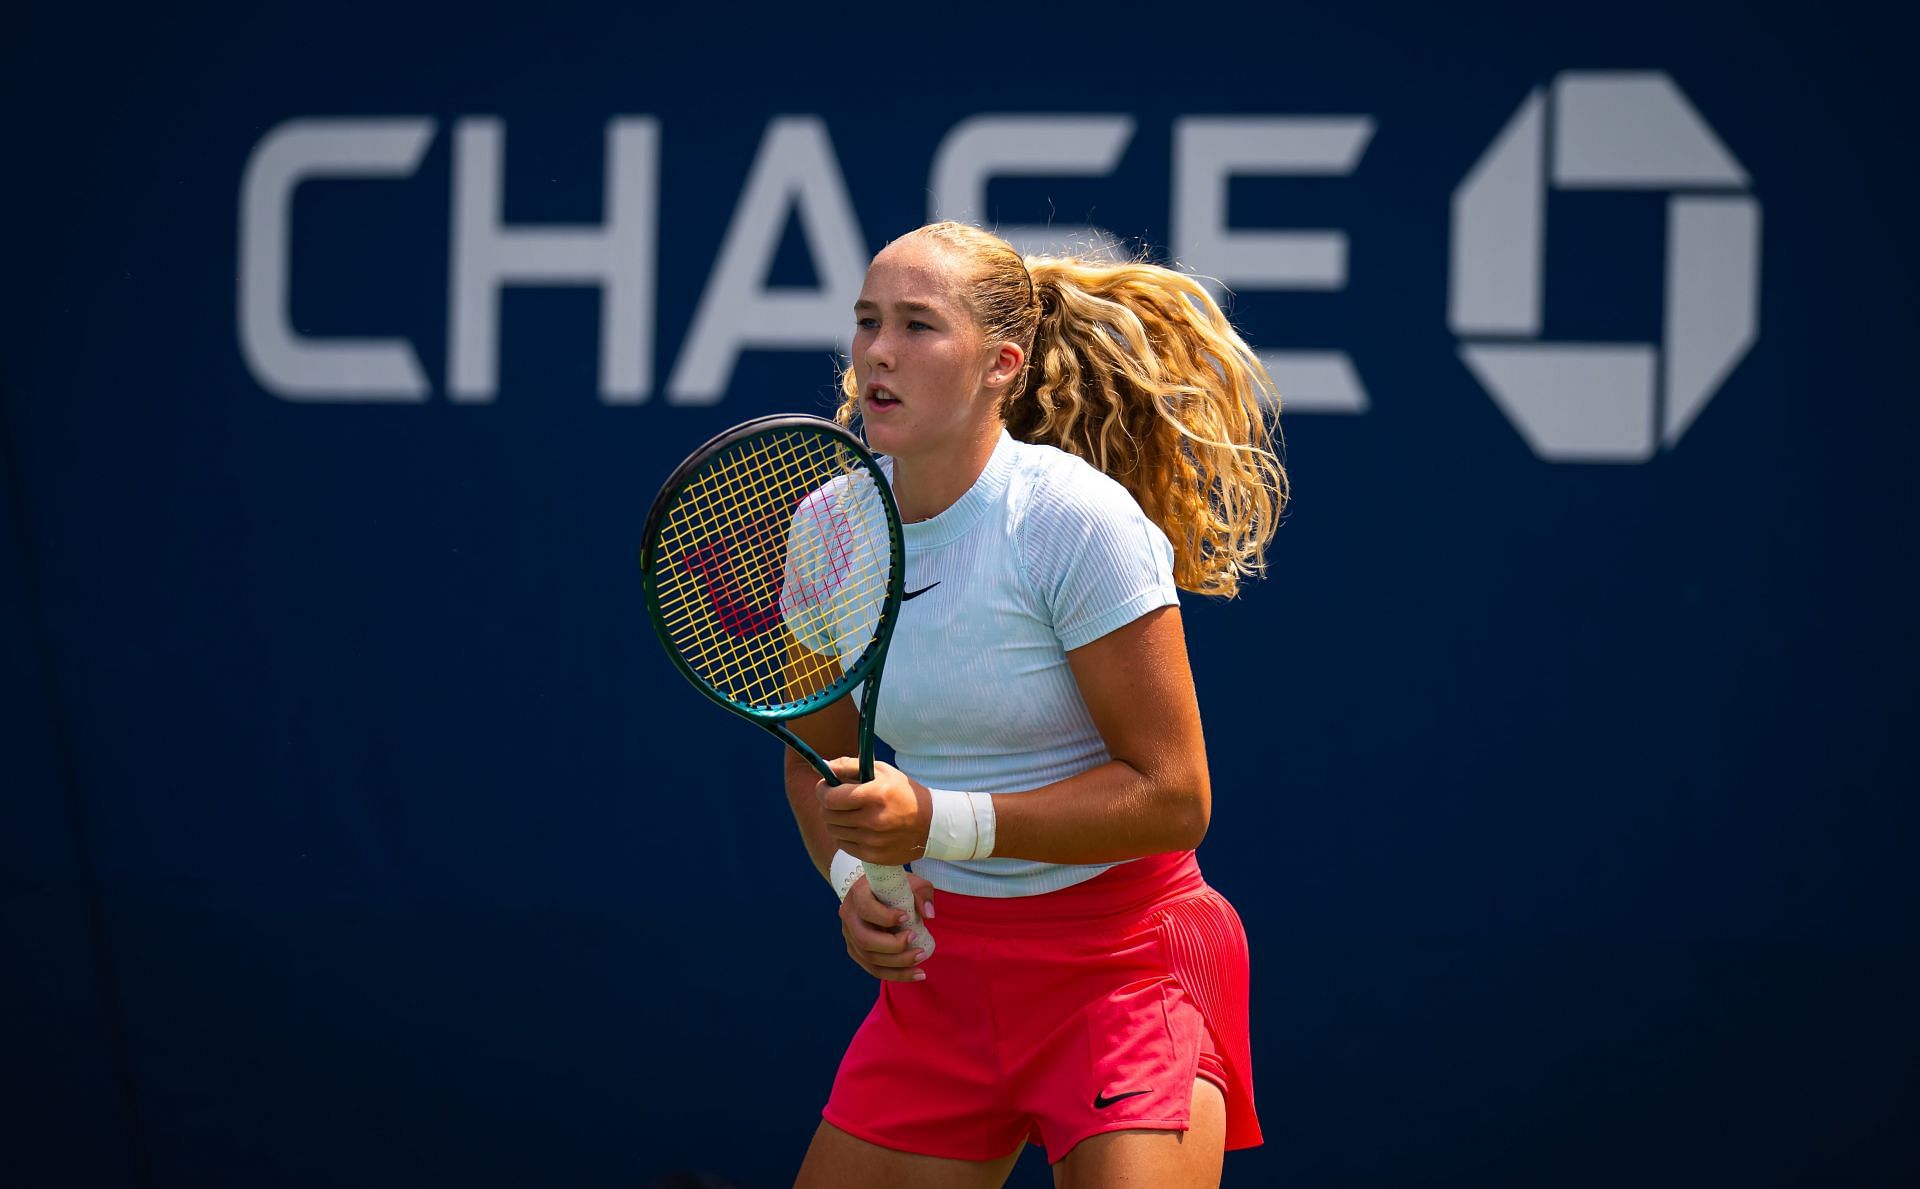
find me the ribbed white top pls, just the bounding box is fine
[873,431,1180,897]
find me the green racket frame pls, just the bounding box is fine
[639,414,931,955]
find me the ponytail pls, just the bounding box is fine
[839,223,1288,598]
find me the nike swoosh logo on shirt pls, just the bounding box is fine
[902,582,941,602]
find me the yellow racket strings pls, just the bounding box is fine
[651,432,891,710]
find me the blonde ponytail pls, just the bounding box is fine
[839,222,1288,598]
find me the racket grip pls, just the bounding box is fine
[861,862,935,959]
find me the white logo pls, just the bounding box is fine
[236,75,1761,466]
[236,116,1373,410]
[1450,72,1762,463]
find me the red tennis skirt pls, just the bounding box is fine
[823,850,1261,1163]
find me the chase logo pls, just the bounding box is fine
[236,72,1760,468]
[1449,72,1762,463]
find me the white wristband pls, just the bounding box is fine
[924,788,997,861]
[828,850,865,902]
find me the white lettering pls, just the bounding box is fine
[1172,116,1375,411]
[237,118,435,401]
[666,117,869,404]
[449,118,659,403]
[929,115,1135,258]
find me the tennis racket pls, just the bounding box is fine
[639,413,933,957]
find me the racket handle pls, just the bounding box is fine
[861,861,936,959]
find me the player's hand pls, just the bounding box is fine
[839,871,935,982]
[816,758,932,867]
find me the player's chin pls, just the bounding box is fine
[858,412,910,454]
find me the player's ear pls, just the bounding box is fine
[983,341,1025,391]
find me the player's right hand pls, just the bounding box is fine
[839,872,935,982]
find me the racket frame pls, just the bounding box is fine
[639,413,903,781]
[640,414,933,956]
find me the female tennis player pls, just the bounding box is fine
[784,221,1286,1188]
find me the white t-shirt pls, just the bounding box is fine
[873,430,1180,897]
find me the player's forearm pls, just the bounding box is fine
[986,758,1210,864]
[784,750,840,879]
[783,691,862,881]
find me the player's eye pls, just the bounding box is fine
[855,316,879,330]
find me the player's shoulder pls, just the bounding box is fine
[1004,437,1147,527]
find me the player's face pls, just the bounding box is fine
[851,239,1000,462]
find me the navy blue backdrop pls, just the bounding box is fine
[4,2,1915,1185]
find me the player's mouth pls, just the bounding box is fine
[865,384,902,413]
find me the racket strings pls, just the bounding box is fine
[650,431,893,710]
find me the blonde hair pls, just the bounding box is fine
[838,221,1288,598]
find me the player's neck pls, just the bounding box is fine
[890,424,1001,523]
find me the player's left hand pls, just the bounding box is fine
[816,758,932,867]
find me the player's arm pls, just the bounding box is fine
[989,604,1210,862]
[818,604,1209,866]
[786,642,934,981]
[782,638,860,879]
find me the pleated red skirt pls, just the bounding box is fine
[824,850,1261,1163]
